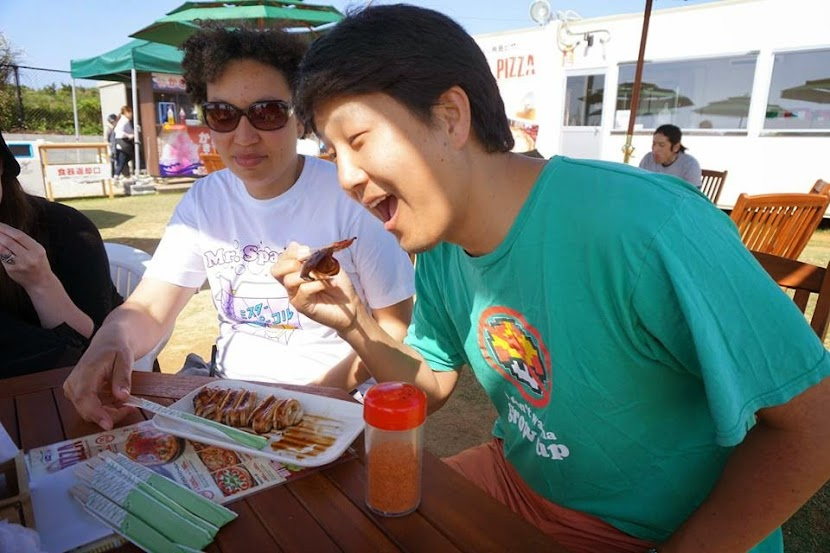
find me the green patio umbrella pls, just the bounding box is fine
[71,39,184,174]
[70,39,183,82]
[614,81,693,114]
[694,95,795,127]
[781,78,830,104]
[694,95,753,120]
[130,0,344,47]
[582,82,693,108]
[583,82,693,119]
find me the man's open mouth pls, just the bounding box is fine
[368,195,397,223]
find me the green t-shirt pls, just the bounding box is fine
[405,156,830,549]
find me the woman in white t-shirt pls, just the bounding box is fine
[64,26,415,429]
[113,105,135,178]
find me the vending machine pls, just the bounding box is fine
[6,139,47,197]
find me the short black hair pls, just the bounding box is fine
[655,124,687,152]
[296,4,513,153]
[180,24,308,105]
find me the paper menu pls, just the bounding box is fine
[25,419,340,505]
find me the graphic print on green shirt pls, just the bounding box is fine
[479,306,551,407]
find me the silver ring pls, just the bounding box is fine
[0,252,15,265]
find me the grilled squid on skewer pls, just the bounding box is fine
[191,387,305,434]
[299,237,356,281]
[250,395,278,434]
[215,389,239,423]
[231,390,258,427]
[193,387,223,419]
[273,398,304,430]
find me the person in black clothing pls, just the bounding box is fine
[0,129,122,377]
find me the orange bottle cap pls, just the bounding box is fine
[363,382,427,431]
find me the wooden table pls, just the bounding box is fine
[0,368,565,552]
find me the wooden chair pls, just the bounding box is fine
[700,169,728,204]
[199,152,226,173]
[810,178,830,196]
[730,192,830,260]
[753,251,830,340]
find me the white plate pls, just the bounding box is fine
[152,380,364,467]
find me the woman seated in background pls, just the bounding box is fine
[639,123,702,188]
[0,129,122,377]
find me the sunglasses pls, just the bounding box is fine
[201,100,294,132]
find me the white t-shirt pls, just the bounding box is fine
[145,156,415,384]
[638,151,702,188]
[113,116,133,140]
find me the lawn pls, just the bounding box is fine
[65,191,829,551]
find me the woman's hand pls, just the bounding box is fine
[0,221,95,336]
[64,330,137,430]
[0,222,55,291]
[271,241,366,334]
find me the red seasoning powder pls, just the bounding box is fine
[367,439,421,514]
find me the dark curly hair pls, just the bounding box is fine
[180,23,309,105]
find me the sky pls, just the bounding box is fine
[1,0,719,77]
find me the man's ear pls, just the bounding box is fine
[296,119,305,139]
[434,86,472,149]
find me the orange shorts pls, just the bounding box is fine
[443,438,658,553]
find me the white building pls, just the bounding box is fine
[475,0,830,206]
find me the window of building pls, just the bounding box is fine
[765,48,830,131]
[616,54,758,130]
[563,74,605,127]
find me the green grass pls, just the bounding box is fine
[780,227,830,551]
[64,193,829,551]
[65,193,185,254]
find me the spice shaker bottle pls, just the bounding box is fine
[363,382,427,517]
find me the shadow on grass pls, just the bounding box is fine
[80,209,134,229]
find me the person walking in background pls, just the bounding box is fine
[270,6,830,553]
[0,129,122,377]
[104,113,118,177]
[63,25,414,427]
[113,105,135,178]
[638,123,702,187]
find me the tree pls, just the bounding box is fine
[0,32,24,83]
[0,31,102,135]
[0,31,25,127]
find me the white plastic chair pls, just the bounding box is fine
[104,242,171,372]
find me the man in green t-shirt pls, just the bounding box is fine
[272,5,830,553]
